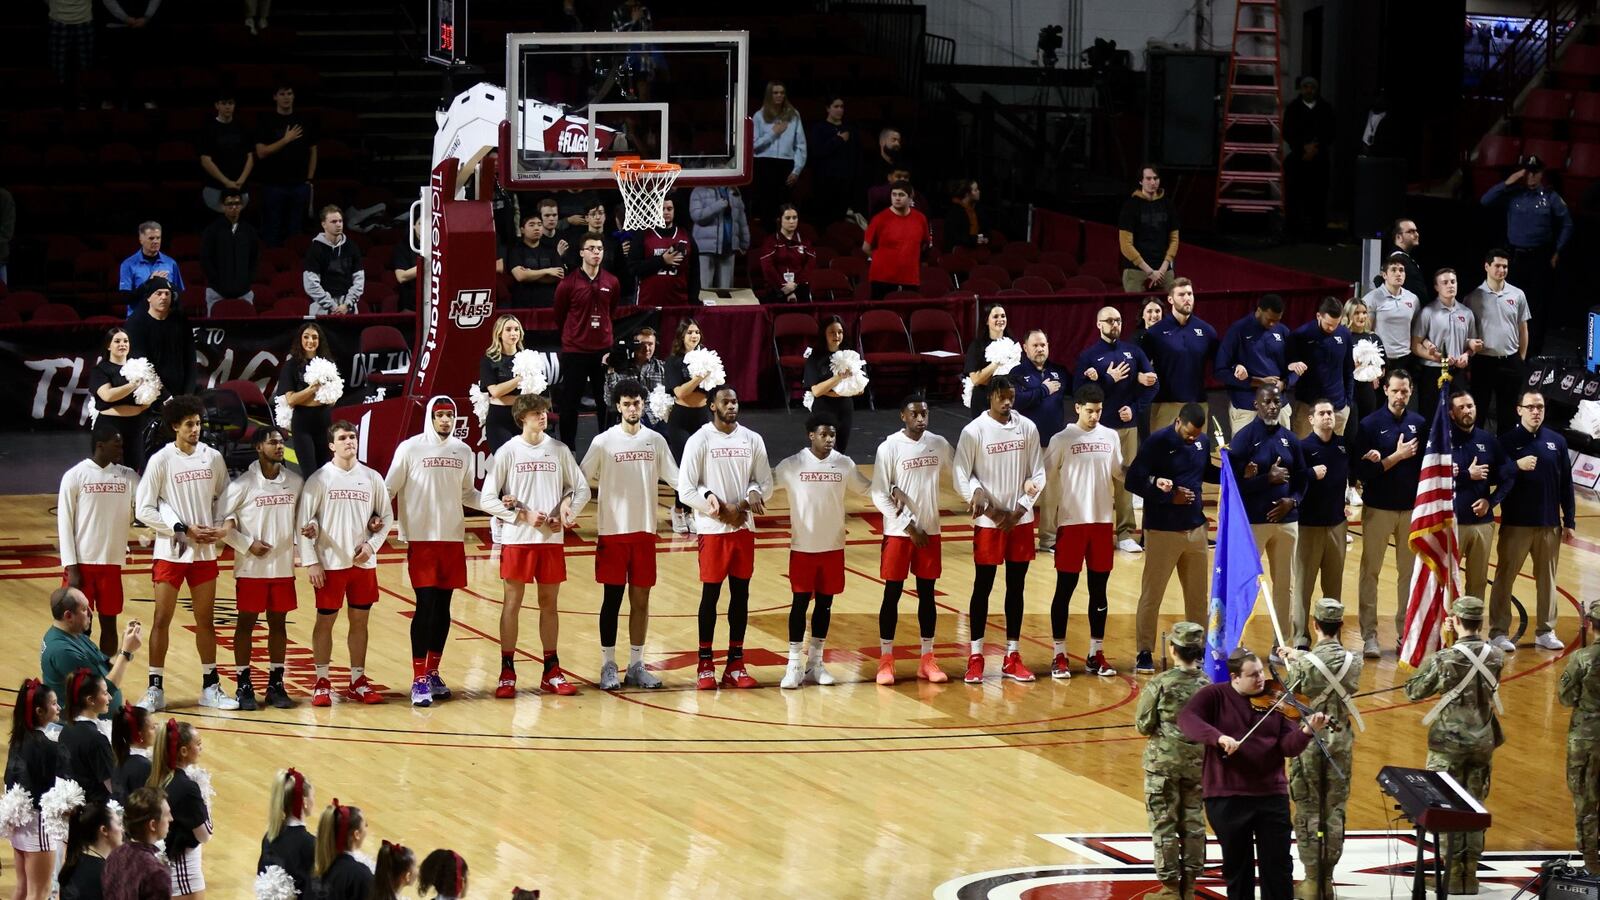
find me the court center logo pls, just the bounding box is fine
[448,289,494,328]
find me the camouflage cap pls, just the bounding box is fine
[1169,621,1205,649]
[1451,596,1485,618]
[1313,597,1345,623]
[1586,598,1600,621]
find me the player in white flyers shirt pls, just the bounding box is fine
[869,394,954,685]
[1043,384,1123,680]
[58,420,140,658]
[216,425,303,710]
[133,395,235,712]
[480,393,591,698]
[953,374,1046,684]
[385,396,483,708]
[676,386,775,691]
[579,379,679,691]
[297,420,394,707]
[773,413,871,690]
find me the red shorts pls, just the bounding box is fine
[408,541,467,589]
[698,530,755,583]
[1054,524,1115,573]
[880,534,943,581]
[596,533,658,587]
[313,567,378,611]
[236,577,298,614]
[151,559,219,589]
[789,549,845,595]
[65,565,125,616]
[973,523,1038,566]
[501,544,566,584]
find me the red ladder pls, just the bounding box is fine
[1214,0,1284,216]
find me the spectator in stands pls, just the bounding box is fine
[0,186,12,285]
[807,95,858,225]
[1118,165,1178,293]
[558,198,630,297]
[1371,218,1425,302]
[91,326,155,472]
[603,327,667,431]
[1358,90,1402,157]
[943,179,990,252]
[123,277,195,403]
[751,81,807,227]
[46,0,95,108]
[302,205,363,316]
[802,316,857,453]
[1480,154,1571,355]
[866,167,929,219]
[102,0,164,110]
[554,236,619,451]
[199,87,255,214]
[689,186,750,290]
[199,190,259,312]
[392,219,420,311]
[757,205,816,303]
[245,0,270,34]
[862,180,930,299]
[1283,76,1335,239]
[629,196,698,306]
[254,84,318,247]
[118,222,183,305]
[868,128,904,201]
[506,211,564,309]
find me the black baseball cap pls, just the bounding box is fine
[1519,154,1544,172]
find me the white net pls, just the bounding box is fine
[612,160,682,230]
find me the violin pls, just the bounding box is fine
[1248,678,1340,732]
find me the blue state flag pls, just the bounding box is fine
[1205,446,1263,682]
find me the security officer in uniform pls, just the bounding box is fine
[1277,598,1364,899]
[1559,599,1600,874]
[1403,596,1505,894]
[1134,621,1209,900]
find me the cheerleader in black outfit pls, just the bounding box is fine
[58,669,116,806]
[5,679,60,900]
[278,322,338,477]
[59,800,122,900]
[369,839,418,900]
[663,317,712,534]
[963,303,1013,415]
[109,703,151,802]
[148,719,210,899]
[802,316,857,454]
[417,848,470,899]
[258,768,316,897]
[88,327,155,473]
[313,800,373,900]
[479,314,528,451]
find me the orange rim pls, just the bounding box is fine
[612,159,682,175]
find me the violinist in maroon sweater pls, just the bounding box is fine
[1178,649,1329,900]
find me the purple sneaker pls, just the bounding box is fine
[426,672,452,701]
[410,678,432,708]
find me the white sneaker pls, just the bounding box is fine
[1131,495,1144,510]
[245,17,257,34]
[1490,634,1517,653]
[670,506,688,535]
[1117,538,1144,554]
[1345,486,1364,507]
[137,686,165,712]
[805,659,837,686]
[1536,632,1567,651]
[780,657,805,689]
[199,683,240,710]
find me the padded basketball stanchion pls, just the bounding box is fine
[612,157,682,229]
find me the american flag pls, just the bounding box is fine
[1399,381,1462,668]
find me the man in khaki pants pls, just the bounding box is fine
[1072,307,1157,554]
[1143,278,1218,436]
[1446,391,1514,602]
[1351,369,1426,658]
[1125,402,1220,675]
[1291,399,1350,646]
[1489,389,1577,652]
[1226,385,1305,661]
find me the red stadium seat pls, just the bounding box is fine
[1022,263,1069,290]
[827,254,867,285]
[855,308,920,404]
[919,265,953,293]
[999,241,1040,262]
[962,277,1004,297]
[264,297,309,317]
[1038,250,1080,274]
[772,312,817,409]
[1574,93,1600,143]
[1010,275,1055,294]
[32,303,81,323]
[908,307,966,400]
[1555,43,1600,90]
[0,307,20,325]
[2,291,48,318]
[360,325,411,388]
[1472,133,1522,195]
[208,298,257,318]
[1564,141,1600,206]
[1519,89,1572,139]
[807,269,854,302]
[968,264,1011,289]
[1062,274,1107,293]
[1522,138,1569,172]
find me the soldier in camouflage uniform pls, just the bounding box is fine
[1559,599,1600,873]
[1134,621,1209,900]
[1278,597,1364,899]
[1403,595,1504,895]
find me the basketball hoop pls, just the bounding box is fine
[612,158,681,229]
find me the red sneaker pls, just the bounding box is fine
[539,668,579,696]
[875,654,896,686]
[695,658,717,690]
[1050,653,1072,680]
[1084,651,1118,677]
[349,676,386,704]
[963,653,985,684]
[720,663,759,689]
[494,668,517,699]
[1001,651,1036,683]
[917,653,949,683]
[311,677,332,708]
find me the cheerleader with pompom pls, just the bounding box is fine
[258,768,316,897]
[312,800,373,900]
[109,704,152,803]
[4,679,61,900]
[479,315,532,451]
[277,323,339,476]
[60,800,123,900]
[801,316,861,454]
[963,303,1016,415]
[147,720,210,899]
[88,327,157,472]
[663,318,715,534]
[59,670,116,807]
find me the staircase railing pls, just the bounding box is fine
[1469,0,1591,111]
[819,1,927,95]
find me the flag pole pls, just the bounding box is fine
[1213,417,1288,652]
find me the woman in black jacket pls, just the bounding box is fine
[5,678,61,900]
[313,800,374,900]
[278,322,338,476]
[88,327,156,472]
[259,768,317,897]
[479,314,528,452]
[58,669,115,806]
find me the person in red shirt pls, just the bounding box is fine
[628,197,698,307]
[553,236,619,453]
[862,181,930,299]
[756,205,816,303]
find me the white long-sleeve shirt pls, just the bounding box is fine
[57,459,140,567]
[480,434,590,546]
[218,461,303,580]
[1044,422,1125,528]
[296,461,392,570]
[385,428,480,543]
[579,425,679,536]
[773,449,871,553]
[953,411,1046,529]
[675,423,774,535]
[135,442,230,563]
[869,430,954,537]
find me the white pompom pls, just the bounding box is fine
[304,357,345,406]
[1351,340,1385,383]
[802,391,815,411]
[121,358,164,406]
[1571,399,1600,439]
[274,396,294,430]
[647,385,674,423]
[467,383,490,434]
[829,350,870,397]
[512,349,548,395]
[254,865,298,900]
[105,799,124,827]
[40,777,85,844]
[0,784,34,834]
[683,348,725,392]
[961,377,974,409]
[985,337,1021,374]
[187,766,215,805]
